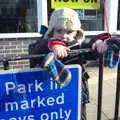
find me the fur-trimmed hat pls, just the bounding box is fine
[44,8,85,43]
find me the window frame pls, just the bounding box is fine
[84,0,119,36]
[105,0,119,34]
[0,0,119,39]
[0,0,48,38]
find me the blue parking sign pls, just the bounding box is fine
[0,65,81,120]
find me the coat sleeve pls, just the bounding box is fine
[80,38,99,60]
[62,38,99,65]
[29,38,50,68]
[29,38,50,54]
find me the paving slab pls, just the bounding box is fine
[86,66,119,120]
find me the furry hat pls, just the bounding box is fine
[44,8,85,43]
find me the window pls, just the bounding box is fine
[76,9,104,31]
[117,0,120,30]
[0,0,37,33]
[47,1,104,31]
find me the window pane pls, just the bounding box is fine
[76,9,104,31]
[0,0,37,33]
[47,1,104,31]
[117,0,120,30]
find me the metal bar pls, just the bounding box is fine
[3,60,9,70]
[114,63,120,120]
[0,54,45,70]
[0,54,45,63]
[97,54,104,120]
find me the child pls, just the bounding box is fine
[29,8,109,120]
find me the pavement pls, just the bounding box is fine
[86,65,119,120]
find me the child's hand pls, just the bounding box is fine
[52,45,70,58]
[92,39,108,53]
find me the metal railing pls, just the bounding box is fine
[97,55,120,120]
[0,45,119,120]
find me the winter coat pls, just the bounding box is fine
[29,37,99,104]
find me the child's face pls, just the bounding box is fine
[53,27,77,42]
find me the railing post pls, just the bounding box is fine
[3,60,9,70]
[97,54,104,120]
[114,63,120,120]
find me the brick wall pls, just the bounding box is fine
[0,37,93,71]
[0,38,38,70]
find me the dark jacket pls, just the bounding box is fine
[29,37,99,104]
[29,38,98,67]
